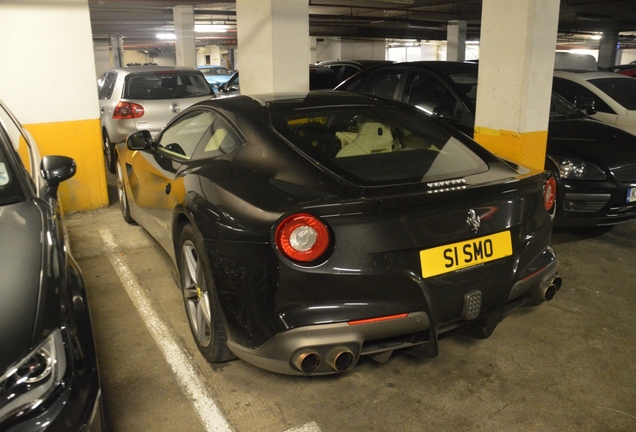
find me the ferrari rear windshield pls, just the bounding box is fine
[124,72,212,100]
[270,105,489,186]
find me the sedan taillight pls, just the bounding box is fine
[113,101,145,119]
[544,176,557,212]
[276,213,330,262]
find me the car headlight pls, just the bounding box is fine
[548,156,606,180]
[0,329,67,424]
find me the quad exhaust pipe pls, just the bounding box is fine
[541,276,562,301]
[292,347,356,374]
[292,351,321,374]
[326,347,355,372]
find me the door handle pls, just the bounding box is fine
[165,183,171,195]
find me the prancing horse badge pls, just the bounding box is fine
[466,209,480,233]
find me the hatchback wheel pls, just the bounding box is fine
[103,133,116,174]
[179,225,235,363]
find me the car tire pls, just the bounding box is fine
[103,132,117,174]
[116,161,135,224]
[179,224,235,363]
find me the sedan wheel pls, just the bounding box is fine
[179,225,234,363]
[116,162,134,224]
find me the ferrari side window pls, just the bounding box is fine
[195,115,242,157]
[158,110,216,159]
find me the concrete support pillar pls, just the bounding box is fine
[236,0,309,94]
[174,5,196,67]
[473,0,559,171]
[110,35,124,68]
[94,41,111,77]
[310,37,317,64]
[447,20,467,62]
[598,32,619,69]
[0,0,108,211]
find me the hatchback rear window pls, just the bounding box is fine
[125,72,213,100]
[270,105,489,186]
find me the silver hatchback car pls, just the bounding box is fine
[98,65,214,172]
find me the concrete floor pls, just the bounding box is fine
[65,177,636,432]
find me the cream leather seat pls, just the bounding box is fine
[336,121,393,158]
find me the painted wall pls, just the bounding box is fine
[316,38,387,62]
[0,0,108,211]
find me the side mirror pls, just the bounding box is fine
[432,106,456,120]
[41,155,76,191]
[127,130,153,150]
[575,96,596,115]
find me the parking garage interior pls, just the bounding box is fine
[1,1,636,431]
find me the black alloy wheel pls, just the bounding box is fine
[103,132,117,174]
[179,224,235,363]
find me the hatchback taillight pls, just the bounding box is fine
[544,176,557,212]
[275,213,330,262]
[113,101,145,119]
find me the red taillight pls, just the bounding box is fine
[544,176,557,212]
[113,101,145,119]
[275,213,330,262]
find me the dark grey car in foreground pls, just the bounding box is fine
[0,100,103,431]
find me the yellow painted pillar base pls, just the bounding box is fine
[473,127,547,172]
[24,119,109,211]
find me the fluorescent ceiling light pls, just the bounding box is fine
[156,33,176,40]
[590,34,602,40]
[195,24,229,33]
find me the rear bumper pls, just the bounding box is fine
[227,246,559,376]
[228,311,430,375]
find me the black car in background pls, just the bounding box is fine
[336,61,636,227]
[116,91,560,375]
[217,65,340,96]
[315,59,395,81]
[0,100,103,430]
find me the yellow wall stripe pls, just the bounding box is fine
[24,119,109,211]
[473,127,548,172]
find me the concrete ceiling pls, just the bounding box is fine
[88,0,636,51]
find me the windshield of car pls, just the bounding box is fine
[270,105,489,186]
[447,73,479,111]
[124,72,213,99]
[200,67,232,76]
[549,91,587,119]
[444,73,584,120]
[0,139,26,206]
[588,77,636,110]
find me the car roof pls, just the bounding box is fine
[379,61,478,74]
[106,65,199,74]
[195,90,403,113]
[317,60,394,67]
[553,70,631,80]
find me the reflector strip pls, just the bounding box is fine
[521,266,547,282]
[348,313,408,326]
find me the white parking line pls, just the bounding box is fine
[284,422,322,432]
[99,229,233,432]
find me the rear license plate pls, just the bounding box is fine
[420,231,513,278]
[628,188,636,203]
